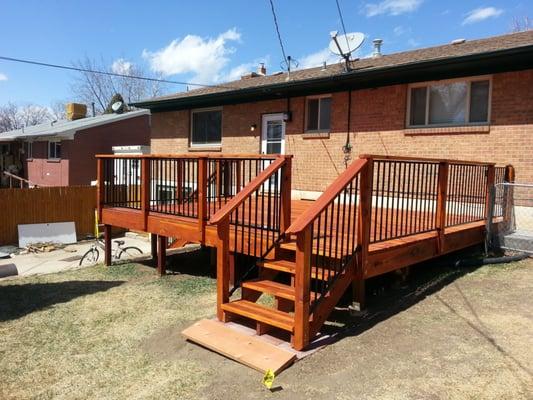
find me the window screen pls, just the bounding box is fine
[409,87,427,125]
[469,81,490,123]
[306,99,319,131]
[306,97,331,131]
[191,110,222,145]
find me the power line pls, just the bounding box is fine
[268,0,289,66]
[335,0,350,50]
[0,55,237,90]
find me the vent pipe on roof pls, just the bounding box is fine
[258,63,267,76]
[372,38,383,58]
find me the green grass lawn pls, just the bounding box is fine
[0,263,217,400]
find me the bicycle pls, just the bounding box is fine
[79,237,143,266]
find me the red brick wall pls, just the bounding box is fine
[69,115,150,185]
[26,114,150,187]
[150,69,533,192]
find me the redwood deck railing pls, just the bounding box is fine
[96,154,280,228]
[209,155,292,319]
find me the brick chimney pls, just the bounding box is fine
[65,103,87,121]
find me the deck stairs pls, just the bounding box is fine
[220,237,355,344]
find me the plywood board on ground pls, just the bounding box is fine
[182,319,296,374]
[18,222,76,248]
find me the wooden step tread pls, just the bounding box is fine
[258,259,333,281]
[242,279,295,301]
[182,319,296,374]
[222,300,294,332]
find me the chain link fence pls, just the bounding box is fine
[490,182,533,254]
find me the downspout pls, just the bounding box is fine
[342,89,353,168]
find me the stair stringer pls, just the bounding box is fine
[308,259,357,339]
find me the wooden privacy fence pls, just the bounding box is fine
[0,186,96,245]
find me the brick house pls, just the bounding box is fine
[134,31,533,197]
[0,108,150,187]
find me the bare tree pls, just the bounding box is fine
[0,102,53,133]
[70,57,165,114]
[510,16,532,32]
[49,100,67,121]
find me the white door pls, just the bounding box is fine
[261,114,285,155]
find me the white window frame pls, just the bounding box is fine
[305,94,332,133]
[190,106,223,147]
[406,75,492,128]
[48,140,61,160]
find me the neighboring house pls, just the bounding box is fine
[0,107,150,187]
[134,30,533,197]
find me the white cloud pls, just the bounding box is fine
[0,73,7,81]
[462,7,503,25]
[407,38,421,47]
[393,25,410,36]
[111,59,133,75]
[364,0,423,17]
[142,28,241,83]
[297,48,341,70]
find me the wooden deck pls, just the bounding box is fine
[97,153,512,352]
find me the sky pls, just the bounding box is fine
[0,0,530,106]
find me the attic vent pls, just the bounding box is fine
[451,38,466,45]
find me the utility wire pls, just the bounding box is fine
[268,0,289,67]
[335,0,351,51]
[0,55,237,90]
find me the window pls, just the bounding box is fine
[191,108,222,146]
[306,96,331,132]
[408,78,490,127]
[26,142,33,159]
[48,141,61,159]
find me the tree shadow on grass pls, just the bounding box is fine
[0,280,125,322]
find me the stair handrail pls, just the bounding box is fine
[2,170,42,188]
[286,158,368,234]
[209,155,288,225]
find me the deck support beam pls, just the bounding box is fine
[216,217,230,321]
[354,158,373,310]
[436,162,449,254]
[104,224,112,266]
[151,234,158,265]
[157,235,167,276]
[294,225,312,351]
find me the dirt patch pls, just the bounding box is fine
[141,323,191,361]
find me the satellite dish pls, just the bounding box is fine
[111,101,123,113]
[329,31,365,57]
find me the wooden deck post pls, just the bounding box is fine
[96,158,105,223]
[150,234,158,264]
[502,165,515,229]
[354,158,373,310]
[141,157,150,231]
[293,225,311,351]
[280,157,292,233]
[436,161,449,254]
[216,217,231,321]
[198,157,208,243]
[104,224,112,266]
[157,235,167,276]
[485,165,496,219]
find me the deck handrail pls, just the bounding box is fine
[359,154,496,166]
[96,153,280,160]
[209,156,289,224]
[286,158,368,234]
